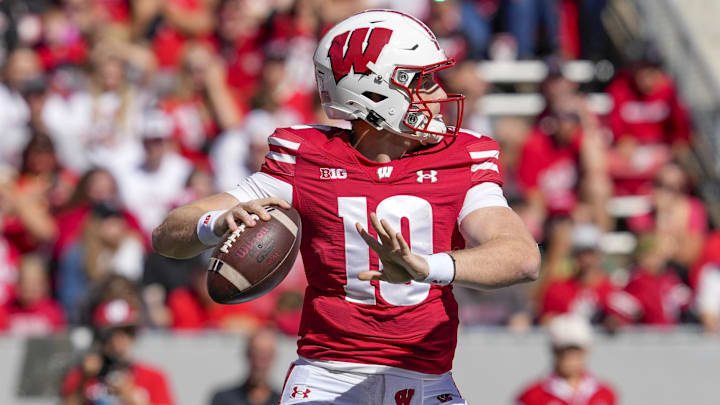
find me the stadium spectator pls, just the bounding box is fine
[161,42,241,167]
[607,45,692,195]
[166,266,267,332]
[503,0,560,59]
[516,315,617,405]
[210,110,277,191]
[172,168,217,208]
[209,328,281,405]
[218,0,271,96]
[53,168,144,260]
[576,0,610,60]
[0,48,43,166]
[2,132,69,255]
[61,298,174,405]
[111,110,192,238]
[628,162,707,275]
[42,29,156,173]
[427,0,470,61]
[517,90,611,236]
[443,60,491,135]
[539,223,626,328]
[271,289,304,336]
[144,0,217,69]
[3,254,65,336]
[57,202,145,322]
[77,274,145,328]
[621,235,692,326]
[36,7,88,71]
[247,45,314,125]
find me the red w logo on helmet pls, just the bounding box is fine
[327,27,393,83]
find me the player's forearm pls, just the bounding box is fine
[153,191,279,259]
[451,235,540,290]
[152,204,210,259]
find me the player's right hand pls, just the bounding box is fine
[213,197,291,236]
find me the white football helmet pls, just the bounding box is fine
[313,9,464,144]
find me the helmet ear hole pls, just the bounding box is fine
[362,91,388,103]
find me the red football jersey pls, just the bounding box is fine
[259,125,502,374]
[62,363,174,405]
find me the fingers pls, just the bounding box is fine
[245,197,291,222]
[381,219,401,251]
[358,270,385,281]
[369,213,402,252]
[223,197,291,233]
[244,200,271,221]
[222,210,239,232]
[396,232,411,255]
[258,197,291,210]
[356,222,383,253]
[369,213,391,242]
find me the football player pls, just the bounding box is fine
[153,9,540,405]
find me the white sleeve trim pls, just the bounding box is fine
[224,172,293,205]
[457,182,509,225]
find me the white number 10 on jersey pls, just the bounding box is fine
[338,195,432,307]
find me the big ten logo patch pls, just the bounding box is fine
[395,388,415,405]
[319,168,348,180]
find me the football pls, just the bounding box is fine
[206,206,301,304]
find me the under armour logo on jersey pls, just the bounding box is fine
[328,27,393,83]
[319,168,347,180]
[395,388,415,405]
[377,166,394,179]
[291,386,311,399]
[416,170,437,183]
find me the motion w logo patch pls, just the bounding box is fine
[327,27,393,83]
[394,388,415,405]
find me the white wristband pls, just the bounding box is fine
[422,253,456,286]
[197,210,226,246]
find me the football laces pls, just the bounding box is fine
[219,214,260,254]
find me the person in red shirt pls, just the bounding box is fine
[516,315,617,405]
[627,163,707,274]
[153,10,540,403]
[607,45,692,195]
[4,254,65,336]
[161,42,241,167]
[36,8,88,71]
[61,298,174,405]
[540,224,627,328]
[54,167,145,260]
[517,96,611,238]
[167,259,306,334]
[167,267,267,332]
[622,236,692,326]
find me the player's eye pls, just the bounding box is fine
[411,73,438,92]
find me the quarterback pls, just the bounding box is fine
[153,10,540,405]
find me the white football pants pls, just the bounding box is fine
[279,358,468,405]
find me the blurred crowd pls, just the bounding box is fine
[0,0,718,355]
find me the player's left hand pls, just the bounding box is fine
[356,213,430,283]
